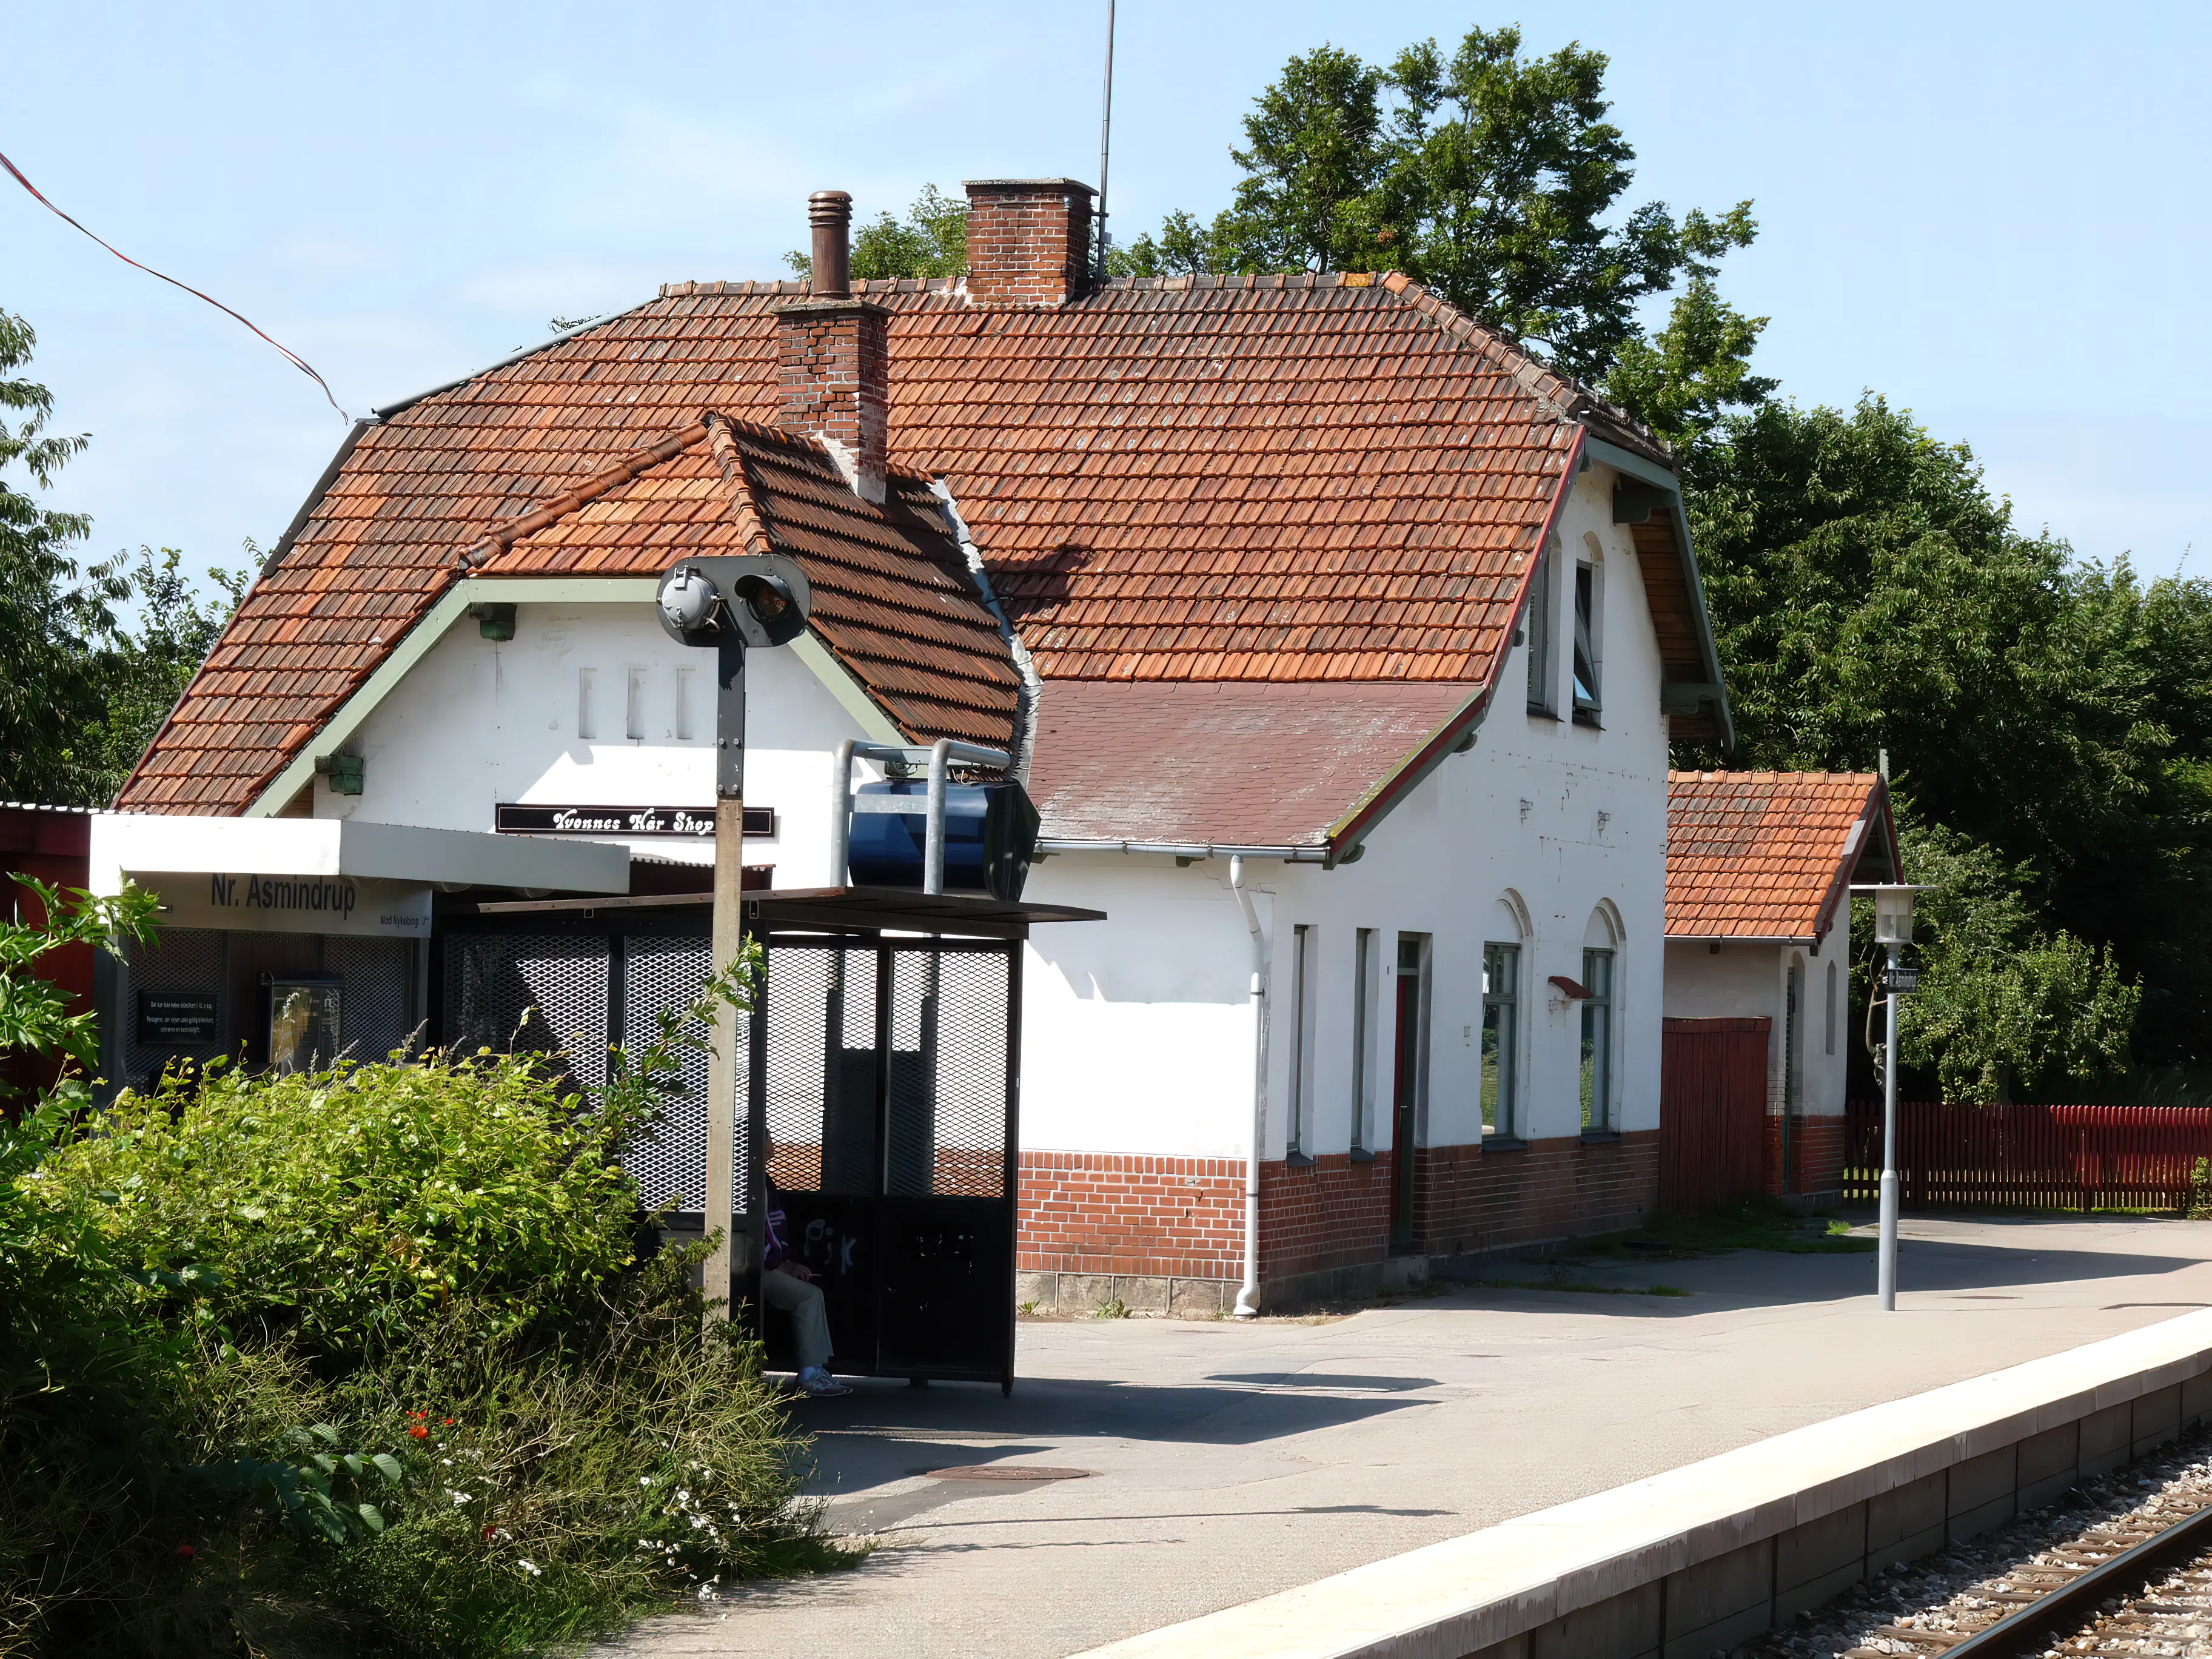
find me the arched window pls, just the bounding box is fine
[1580,907,1623,1131]
[1483,896,1529,1139]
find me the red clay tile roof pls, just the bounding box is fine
[119,269,1701,814]
[1028,680,1475,848]
[1666,771,1900,942]
[470,415,1020,748]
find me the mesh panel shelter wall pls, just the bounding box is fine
[443,934,609,1094]
[433,908,1025,1390]
[621,935,748,1215]
[122,929,227,1090]
[326,936,418,1064]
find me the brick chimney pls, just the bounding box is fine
[962,179,1096,307]
[774,190,888,503]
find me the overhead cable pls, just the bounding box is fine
[0,148,349,421]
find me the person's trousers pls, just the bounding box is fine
[759,1267,832,1369]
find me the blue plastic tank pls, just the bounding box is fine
[846,780,1040,900]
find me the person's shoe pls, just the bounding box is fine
[795,1366,851,1398]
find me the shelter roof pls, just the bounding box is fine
[1665,771,1900,943]
[119,268,1714,819]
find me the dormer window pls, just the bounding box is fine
[1572,560,1601,722]
[1526,539,1558,716]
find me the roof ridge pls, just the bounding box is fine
[454,422,706,568]
[373,300,659,421]
[702,413,777,558]
[700,409,943,492]
[1373,273,1671,464]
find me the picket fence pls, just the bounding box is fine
[1841,1101,2212,1212]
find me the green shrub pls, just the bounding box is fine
[2,893,830,1657]
[44,1045,655,1362]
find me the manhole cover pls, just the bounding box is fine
[928,1465,1090,1482]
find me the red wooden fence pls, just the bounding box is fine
[1660,1017,1771,1212]
[1842,1102,2212,1211]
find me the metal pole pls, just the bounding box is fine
[703,633,747,1323]
[829,738,854,887]
[1878,941,1900,1312]
[923,738,950,896]
[1096,0,1115,280]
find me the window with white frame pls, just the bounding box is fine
[1525,537,1557,715]
[1351,928,1375,1153]
[1572,557,1602,721]
[1825,959,1838,1056]
[1481,942,1519,1138]
[1288,923,1315,1162]
[1580,946,1615,1131]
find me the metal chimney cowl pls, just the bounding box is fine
[809,190,852,298]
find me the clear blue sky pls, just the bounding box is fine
[8,1,2207,592]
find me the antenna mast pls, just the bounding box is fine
[1096,0,1116,280]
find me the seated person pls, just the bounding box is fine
[759,1142,849,1398]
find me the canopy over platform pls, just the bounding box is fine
[465,883,1105,940]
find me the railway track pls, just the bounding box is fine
[1737,1433,2212,1658]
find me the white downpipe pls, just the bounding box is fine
[1230,854,1269,1318]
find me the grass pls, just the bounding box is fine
[1612,1198,1875,1258]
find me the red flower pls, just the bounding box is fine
[441,1418,455,1427]
[177,1544,195,1560]
[481,1525,497,1542]
[407,1425,429,1439]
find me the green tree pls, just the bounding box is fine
[83,545,247,797]
[1213,44,1387,274]
[1378,27,1757,384]
[0,311,244,807]
[0,309,126,805]
[785,184,968,283]
[1111,25,1763,394]
[1889,823,2140,1102]
[1691,394,2212,1072]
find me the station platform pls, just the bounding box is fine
[601,1213,2212,1659]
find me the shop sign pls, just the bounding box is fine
[136,873,432,939]
[137,990,218,1044]
[495,803,775,839]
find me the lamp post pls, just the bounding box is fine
[655,554,811,1322]
[1854,884,1925,1312]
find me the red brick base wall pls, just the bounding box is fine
[1257,1153,1395,1279]
[1016,1150,1244,1279]
[1762,1114,1848,1196]
[1413,1132,1660,1258]
[1019,1133,1662,1287]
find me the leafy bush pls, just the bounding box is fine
[1,890,829,1658]
[44,1043,657,1361]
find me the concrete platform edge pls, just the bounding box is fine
[1065,1307,2212,1659]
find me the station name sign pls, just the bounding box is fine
[495,804,775,839]
[132,871,433,939]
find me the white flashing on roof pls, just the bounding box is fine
[246,578,903,817]
[90,813,629,897]
[788,632,903,746]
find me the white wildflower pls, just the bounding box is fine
[449,1490,472,1505]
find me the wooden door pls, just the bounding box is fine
[1658,1016,1771,1212]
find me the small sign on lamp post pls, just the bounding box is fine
[1851,883,1929,1312]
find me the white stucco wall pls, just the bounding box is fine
[1022,458,1672,1162]
[325,602,876,885]
[297,456,1683,1167]
[1663,938,1852,1117]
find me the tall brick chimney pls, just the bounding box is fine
[774,190,888,503]
[962,179,1096,307]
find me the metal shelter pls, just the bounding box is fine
[434,885,1101,1393]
